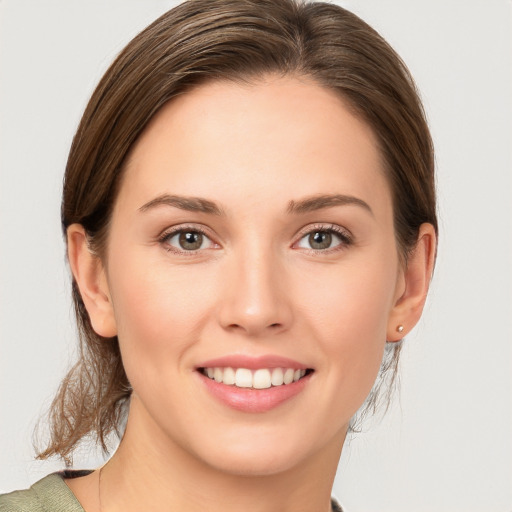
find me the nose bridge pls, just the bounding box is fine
[218,236,292,336]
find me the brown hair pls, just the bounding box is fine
[38,0,437,461]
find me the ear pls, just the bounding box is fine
[387,223,437,341]
[67,224,117,338]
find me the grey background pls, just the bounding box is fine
[1,1,511,510]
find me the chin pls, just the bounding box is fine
[185,423,343,478]
[202,446,309,477]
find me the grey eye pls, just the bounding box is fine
[166,230,212,251]
[308,231,332,250]
[297,230,344,251]
[178,231,204,250]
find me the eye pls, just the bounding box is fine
[295,226,352,252]
[161,228,217,252]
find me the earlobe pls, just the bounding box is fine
[387,223,437,341]
[67,224,117,338]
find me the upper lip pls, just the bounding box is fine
[197,354,311,370]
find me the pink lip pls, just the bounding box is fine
[195,354,313,413]
[197,354,309,370]
[198,371,312,413]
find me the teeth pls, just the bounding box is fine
[223,366,236,385]
[202,366,309,389]
[214,367,223,383]
[235,368,253,388]
[271,367,284,386]
[283,368,294,385]
[253,369,271,389]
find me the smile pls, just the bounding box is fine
[200,367,310,389]
[196,355,314,412]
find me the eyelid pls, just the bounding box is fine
[156,222,352,255]
[157,223,220,254]
[292,223,353,252]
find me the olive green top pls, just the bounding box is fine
[0,471,344,511]
[0,471,90,512]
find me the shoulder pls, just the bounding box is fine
[0,472,88,512]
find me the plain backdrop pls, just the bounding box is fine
[1,1,511,511]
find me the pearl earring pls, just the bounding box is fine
[396,325,404,333]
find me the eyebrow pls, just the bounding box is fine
[138,194,225,215]
[138,193,373,217]
[287,194,373,216]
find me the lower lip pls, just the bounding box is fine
[198,372,312,413]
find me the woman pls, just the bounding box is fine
[0,0,437,510]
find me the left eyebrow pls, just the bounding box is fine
[287,194,374,216]
[138,194,225,216]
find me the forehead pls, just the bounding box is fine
[119,76,391,216]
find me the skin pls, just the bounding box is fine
[66,76,436,512]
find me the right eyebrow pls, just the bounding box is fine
[287,193,374,217]
[138,194,225,216]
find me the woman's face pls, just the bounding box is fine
[101,76,405,475]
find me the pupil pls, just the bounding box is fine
[179,231,203,250]
[310,231,331,250]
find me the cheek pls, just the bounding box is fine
[301,257,396,338]
[106,252,217,378]
[298,259,397,407]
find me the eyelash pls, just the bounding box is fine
[158,224,216,256]
[157,223,353,255]
[294,224,353,254]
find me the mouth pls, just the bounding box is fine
[196,355,314,412]
[199,366,314,390]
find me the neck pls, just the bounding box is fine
[100,400,346,512]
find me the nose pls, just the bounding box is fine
[216,245,293,337]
